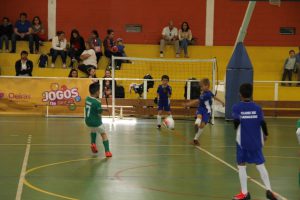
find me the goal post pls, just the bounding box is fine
[111,56,220,123]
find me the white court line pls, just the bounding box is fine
[15,135,32,200]
[195,146,288,200]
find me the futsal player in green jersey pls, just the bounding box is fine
[85,82,112,157]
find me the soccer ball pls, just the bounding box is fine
[163,117,175,130]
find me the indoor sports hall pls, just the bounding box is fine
[0,0,299,200]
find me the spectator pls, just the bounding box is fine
[116,38,131,63]
[50,31,67,68]
[103,29,122,69]
[87,67,97,78]
[88,30,102,64]
[296,46,300,86]
[78,42,97,75]
[116,38,127,57]
[160,20,180,58]
[179,21,192,58]
[68,29,85,67]
[32,16,46,53]
[11,12,33,53]
[103,69,112,98]
[0,17,13,53]
[281,50,296,86]
[68,68,78,78]
[15,50,33,76]
[102,69,116,98]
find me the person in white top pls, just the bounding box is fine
[179,22,192,58]
[78,42,98,76]
[50,31,67,68]
[160,20,180,58]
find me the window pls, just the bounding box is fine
[125,24,142,33]
[280,27,296,35]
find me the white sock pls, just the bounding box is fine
[157,115,161,125]
[168,115,173,119]
[256,164,271,191]
[238,165,248,194]
[194,128,203,140]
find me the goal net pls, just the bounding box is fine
[110,56,220,122]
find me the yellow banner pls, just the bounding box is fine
[0,77,94,115]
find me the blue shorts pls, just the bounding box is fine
[158,100,170,112]
[196,108,211,123]
[236,144,265,165]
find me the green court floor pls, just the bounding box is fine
[0,116,299,200]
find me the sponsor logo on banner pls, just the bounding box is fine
[42,83,81,110]
[8,93,31,102]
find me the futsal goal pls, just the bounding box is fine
[109,56,223,123]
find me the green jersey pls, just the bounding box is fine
[85,96,103,127]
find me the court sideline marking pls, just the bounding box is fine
[196,146,288,200]
[15,134,32,200]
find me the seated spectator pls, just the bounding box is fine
[281,50,296,86]
[179,21,192,58]
[0,17,13,53]
[88,30,102,64]
[15,50,33,76]
[50,31,67,68]
[296,46,300,86]
[68,68,78,78]
[103,29,122,69]
[78,42,97,75]
[116,38,126,57]
[68,29,85,67]
[160,20,180,58]
[87,67,97,78]
[32,16,46,53]
[11,12,34,54]
[102,69,117,98]
[103,79,112,98]
[116,38,131,63]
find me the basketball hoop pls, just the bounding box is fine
[269,0,281,7]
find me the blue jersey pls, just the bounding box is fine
[15,20,31,33]
[232,101,264,151]
[157,85,172,101]
[198,90,214,114]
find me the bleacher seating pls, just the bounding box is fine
[0,41,299,101]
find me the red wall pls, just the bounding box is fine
[0,0,299,46]
[214,0,300,46]
[0,0,48,37]
[56,0,206,44]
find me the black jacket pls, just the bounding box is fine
[15,59,33,76]
[0,23,13,38]
[70,36,85,53]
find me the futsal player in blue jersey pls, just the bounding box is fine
[232,83,277,200]
[156,75,173,128]
[184,78,224,145]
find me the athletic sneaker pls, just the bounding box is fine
[105,151,112,157]
[90,143,98,153]
[157,125,161,129]
[193,140,200,146]
[232,192,251,200]
[266,190,278,200]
